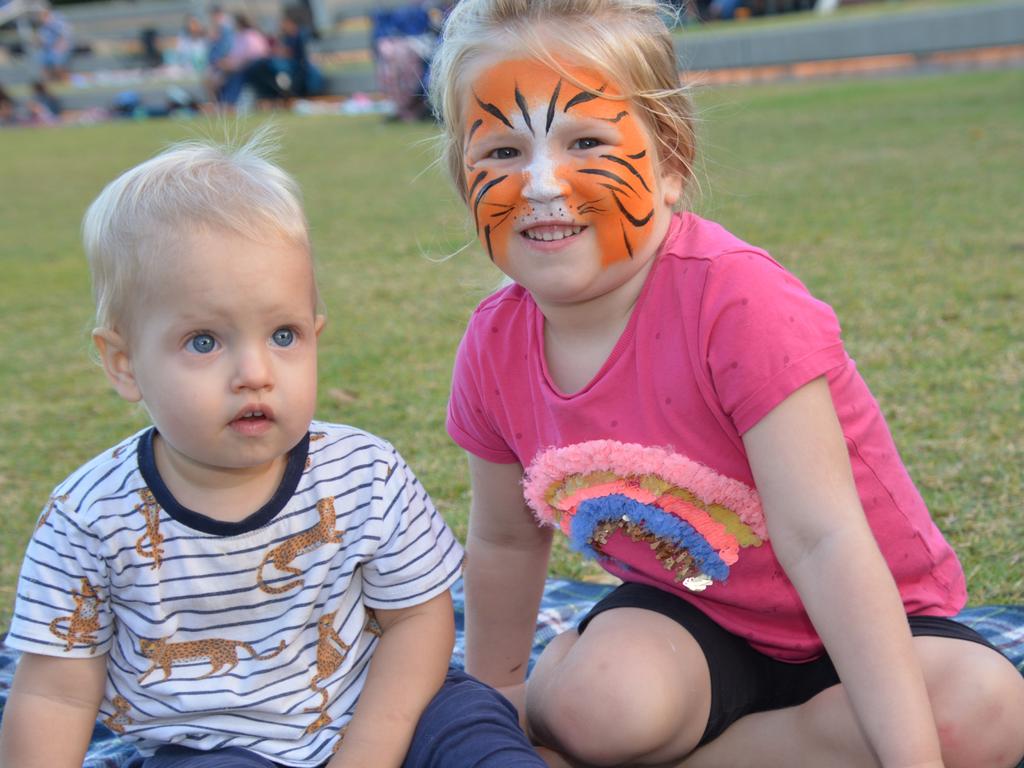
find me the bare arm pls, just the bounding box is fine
[464,454,553,688]
[0,652,107,768]
[742,377,943,768]
[327,591,454,768]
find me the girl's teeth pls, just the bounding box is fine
[524,225,582,242]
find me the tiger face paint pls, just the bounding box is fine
[462,58,667,272]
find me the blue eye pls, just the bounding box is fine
[188,334,216,354]
[490,147,519,160]
[574,138,602,150]
[272,328,295,347]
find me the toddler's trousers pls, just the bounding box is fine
[128,668,544,767]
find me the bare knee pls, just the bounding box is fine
[526,611,710,765]
[930,652,1024,768]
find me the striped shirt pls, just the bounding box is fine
[7,421,464,766]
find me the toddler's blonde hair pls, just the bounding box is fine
[429,0,697,203]
[83,129,312,335]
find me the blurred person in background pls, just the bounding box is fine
[215,13,270,104]
[171,15,208,76]
[35,5,73,81]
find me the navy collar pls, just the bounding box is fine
[137,427,310,535]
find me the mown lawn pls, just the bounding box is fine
[1,68,1021,629]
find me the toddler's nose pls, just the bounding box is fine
[232,345,273,391]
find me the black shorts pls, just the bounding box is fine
[577,582,1000,746]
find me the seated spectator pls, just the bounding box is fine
[215,13,270,104]
[0,85,19,126]
[29,80,61,119]
[203,4,235,100]
[35,6,73,82]
[171,15,208,76]
[373,2,435,122]
[239,5,322,104]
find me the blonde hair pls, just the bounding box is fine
[83,129,312,334]
[429,0,696,203]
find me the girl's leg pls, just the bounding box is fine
[682,636,1024,768]
[525,607,713,766]
[130,745,280,767]
[403,668,547,768]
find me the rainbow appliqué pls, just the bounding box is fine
[524,440,767,591]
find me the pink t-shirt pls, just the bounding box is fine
[447,212,966,662]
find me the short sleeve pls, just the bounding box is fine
[6,496,114,656]
[446,320,518,464]
[701,251,848,434]
[359,448,464,609]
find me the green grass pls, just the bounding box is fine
[1,68,1021,629]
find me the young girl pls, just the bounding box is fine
[429,1,1024,766]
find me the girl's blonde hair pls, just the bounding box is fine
[82,129,312,334]
[429,0,697,203]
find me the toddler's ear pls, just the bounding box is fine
[92,329,143,403]
[315,315,326,338]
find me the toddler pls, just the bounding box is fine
[0,135,544,768]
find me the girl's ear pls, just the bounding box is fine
[92,329,143,403]
[661,169,685,208]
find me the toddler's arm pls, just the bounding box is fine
[327,590,454,768]
[742,377,943,768]
[0,651,107,768]
[463,455,553,690]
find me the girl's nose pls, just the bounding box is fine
[522,150,568,204]
[231,345,273,392]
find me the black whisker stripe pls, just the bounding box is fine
[546,79,562,134]
[488,205,515,218]
[601,111,629,123]
[467,119,483,146]
[599,182,628,197]
[563,83,607,112]
[484,224,495,261]
[579,168,636,195]
[627,150,647,160]
[491,210,515,229]
[611,191,654,228]
[475,96,513,129]
[601,155,650,192]
[473,175,509,228]
[514,85,533,135]
[468,170,488,199]
[620,221,634,258]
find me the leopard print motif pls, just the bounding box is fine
[36,493,68,532]
[257,497,344,594]
[133,489,164,570]
[48,577,102,652]
[303,610,351,734]
[138,635,286,683]
[102,695,133,734]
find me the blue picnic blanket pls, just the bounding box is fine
[2,579,1022,768]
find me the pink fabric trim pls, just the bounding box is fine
[524,439,766,539]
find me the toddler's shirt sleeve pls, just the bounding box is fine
[6,494,114,657]
[699,250,848,435]
[358,445,464,609]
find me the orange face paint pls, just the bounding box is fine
[462,59,658,268]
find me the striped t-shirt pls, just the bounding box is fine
[7,421,464,766]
